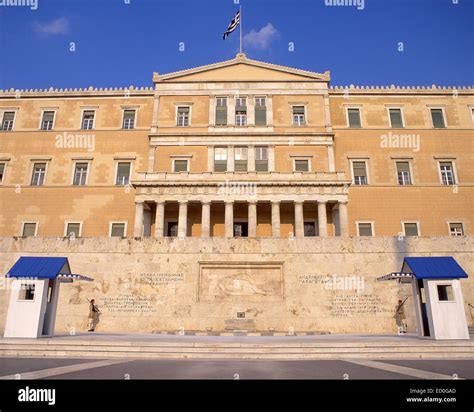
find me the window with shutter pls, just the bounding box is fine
[352,161,367,185]
[449,223,464,236]
[41,111,55,130]
[177,107,190,127]
[396,161,411,185]
[389,108,404,128]
[66,223,81,237]
[292,106,305,125]
[439,162,455,185]
[214,147,227,172]
[2,112,15,131]
[123,110,136,129]
[0,163,5,183]
[358,223,373,236]
[234,147,248,172]
[404,223,419,236]
[294,159,309,172]
[73,163,88,186]
[82,111,95,130]
[347,108,361,128]
[22,223,37,237]
[173,160,188,172]
[116,162,131,185]
[216,97,228,126]
[31,163,46,186]
[255,147,268,172]
[110,223,126,237]
[255,97,266,126]
[431,109,446,128]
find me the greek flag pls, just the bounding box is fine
[223,10,240,40]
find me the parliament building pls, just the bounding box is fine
[0,54,472,335]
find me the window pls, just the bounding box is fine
[65,222,81,237]
[439,162,455,185]
[304,222,316,237]
[41,111,55,131]
[177,107,190,127]
[173,159,188,172]
[292,106,305,126]
[22,222,37,237]
[403,222,419,236]
[214,147,227,172]
[234,222,248,237]
[294,159,309,172]
[358,222,373,236]
[116,162,131,185]
[389,108,404,128]
[122,109,136,129]
[234,147,248,172]
[449,222,464,236]
[352,161,368,185]
[430,108,446,128]
[215,97,228,126]
[31,163,46,186]
[81,110,95,130]
[235,97,247,126]
[0,163,5,184]
[255,96,267,126]
[18,283,35,301]
[347,108,361,128]
[110,223,126,237]
[73,162,88,186]
[255,147,268,172]
[167,222,178,237]
[396,161,412,185]
[1,111,15,131]
[437,285,454,301]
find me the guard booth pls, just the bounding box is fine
[378,256,470,340]
[3,257,93,338]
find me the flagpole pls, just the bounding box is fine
[239,4,242,53]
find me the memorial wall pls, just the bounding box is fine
[0,236,472,335]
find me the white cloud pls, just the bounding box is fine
[243,23,278,50]
[34,17,69,35]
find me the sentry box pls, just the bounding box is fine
[378,256,470,340]
[3,257,93,338]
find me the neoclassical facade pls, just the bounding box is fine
[0,54,472,334]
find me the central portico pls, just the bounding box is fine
[132,53,350,239]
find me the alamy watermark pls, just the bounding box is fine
[324,274,365,294]
[217,181,257,198]
[380,132,420,152]
[55,132,95,152]
[0,0,38,10]
[324,0,364,11]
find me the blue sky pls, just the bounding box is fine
[0,0,473,89]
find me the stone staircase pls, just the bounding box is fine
[1,337,473,360]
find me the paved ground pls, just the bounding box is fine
[0,357,472,380]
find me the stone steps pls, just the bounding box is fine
[1,339,473,360]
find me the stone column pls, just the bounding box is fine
[177,201,188,238]
[207,146,214,172]
[225,201,234,237]
[147,146,155,173]
[339,201,349,237]
[227,146,235,172]
[327,145,335,173]
[154,201,165,238]
[247,97,255,126]
[271,201,281,238]
[209,96,216,126]
[248,201,257,237]
[227,96,235,126]
[268,146,275,172]
[201,201,211,238]
[267,95,274,126]
[247,145,255,172]
[133,201,144,237]
[317,201,328,237]
[294,201,304,238]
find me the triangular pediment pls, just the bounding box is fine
[154,54,329,83]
